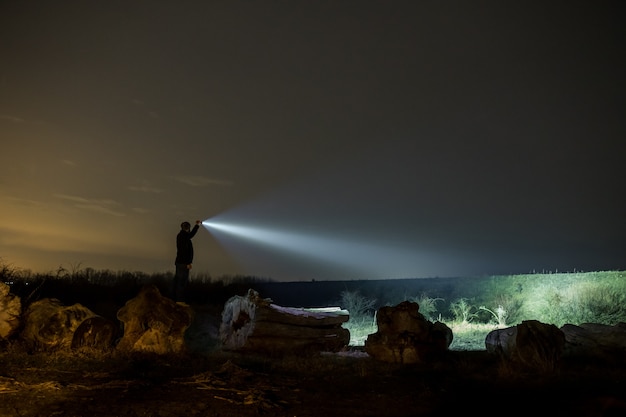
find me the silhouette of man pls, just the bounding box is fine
[173,220,201,302]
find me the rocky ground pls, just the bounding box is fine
[1,305,626,417]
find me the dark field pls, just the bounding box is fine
[2,273,626,416]
[2,303,626,417]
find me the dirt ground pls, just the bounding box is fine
[1,306,626,417]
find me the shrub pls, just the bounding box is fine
[449,298,477,324]
[479,305,508,327]
[339,290,377,346]
[0,259,22,283]
[407,293,443,321]
[536,281,626,326]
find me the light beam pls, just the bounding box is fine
[202,218,449,280]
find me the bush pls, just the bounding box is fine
[449,298,477,324]
[407,293,443,321]
[339,290,377,346]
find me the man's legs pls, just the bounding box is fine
[173,264,190,302]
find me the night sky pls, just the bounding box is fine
[1,1,624,281]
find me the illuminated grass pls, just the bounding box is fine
[343,319,499,350]
[482,270,626,327]
[3,261,624,350]
[447,322,500,351]
[342,270,626,349]
[343,317,378,347]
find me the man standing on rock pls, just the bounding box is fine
[173,220,201,302]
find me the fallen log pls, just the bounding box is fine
[116,284,194,355]
[20,298,98,351]
[220,289,350,354]
[560,322,626,362]
[365,301,453,364]
[485,320,565,373]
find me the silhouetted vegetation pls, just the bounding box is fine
[2,260,625,350]
[0,260,271,321]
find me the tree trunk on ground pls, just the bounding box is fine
[220,289,350,354]
[561,322,626,362]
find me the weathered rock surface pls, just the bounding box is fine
[485,320,565,372]
[365,301,453,364]
[0,282,21,340]
[20,298,97,351]
[220,289,350,354]
[116,284,194,354]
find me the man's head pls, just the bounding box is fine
[181,221,191,231]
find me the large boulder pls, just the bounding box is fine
[116,285,194,355]
[20,298,97,351]
[485,320,565,372]
[365,301,453,364]
[0,282,21,340]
